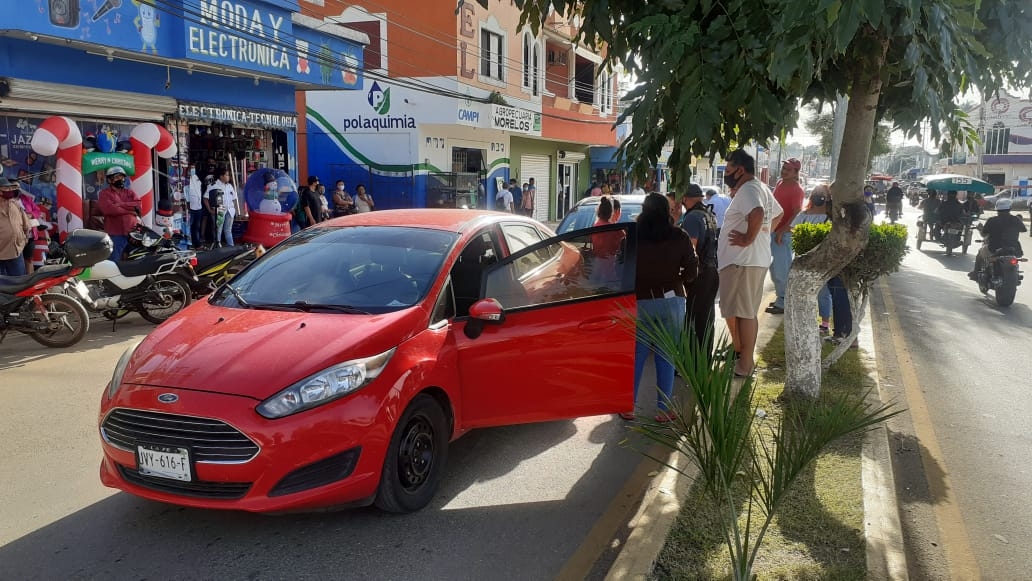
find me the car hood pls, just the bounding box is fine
[124,302,422,398]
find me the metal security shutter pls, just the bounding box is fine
[1,78,176,121]
[520,154,551,222]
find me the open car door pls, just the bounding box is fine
[454,223,637,428]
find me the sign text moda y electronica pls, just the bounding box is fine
[188,0,291,71]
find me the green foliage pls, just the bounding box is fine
[792,222,909,287]
[467,0,1032,186]
[628,315,901,580]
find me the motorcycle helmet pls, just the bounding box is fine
[995,199,1013,211]
[106,166,127,177]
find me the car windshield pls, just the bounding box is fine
[211,226,458,313]
[556,202,641,234]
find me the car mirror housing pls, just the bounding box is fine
[469,298,505,324]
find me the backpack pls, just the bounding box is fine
[293,187,310,227]
[688,205,718,268]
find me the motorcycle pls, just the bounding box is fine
[974,244,1025,307]
[50,236,198,324]
[886,202,902,224]
[941,221,964,256]
[1,230,112,348]
[123,224,263,297]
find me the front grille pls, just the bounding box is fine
[118,465,251,500]
[102,408,259,463]
[269,447,362,497]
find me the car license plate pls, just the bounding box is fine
[136,444,192,481]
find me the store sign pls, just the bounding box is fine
[177,103,297,130]
[491,105,537,134]
[339,82,416,132]
[5,0,177,56]
[457,102,488,128]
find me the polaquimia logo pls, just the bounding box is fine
[340,81,416,132]
[368,81,391,114]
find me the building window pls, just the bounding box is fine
[983,122,1010,155]
[522,32,540,96]
[481,29,505,82]
[597,70,612,115]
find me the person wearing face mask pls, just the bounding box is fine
[717,149,782,377]
[98,166,141,261]
[332,180,356,217]
[0,177,32,276]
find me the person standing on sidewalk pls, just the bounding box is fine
[680,184,719,359]
[718,149,782,377]
[766,158,804,315]
[0,177,31,276]
[623,192,698,423]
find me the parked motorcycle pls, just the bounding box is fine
[0,230,111,348]
[974,244,1025,307]
[123,224,263,297]
[50,235,198,324]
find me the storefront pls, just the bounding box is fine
[509,137,590,222]
[304,80,520,211]
[1,0,365,236]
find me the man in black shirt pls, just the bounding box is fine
[885,181,904,221]
[970,198,1027,279]
[680,184,719,359]
[939,191,965,224]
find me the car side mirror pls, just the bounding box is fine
[464,298,505,339]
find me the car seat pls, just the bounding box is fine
[360,245,419,305]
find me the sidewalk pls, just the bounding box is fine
[602,293,908,580]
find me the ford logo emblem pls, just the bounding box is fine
[157,393,179,404]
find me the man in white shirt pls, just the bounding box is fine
[631,183,646,196]
[186,166,205,248]
[705,187,732,230]
[205,167,238,246]
[495,182,514,212]
[716,149,782,377]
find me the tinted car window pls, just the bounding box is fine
[212,226,458,313]
[556,202,641,234]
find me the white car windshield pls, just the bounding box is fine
[212,226,458,313]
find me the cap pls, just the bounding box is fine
[106,166,127,177]
[684,184,704,198]
[307,176,320,185]
[0,176,19,189]
[996,198,1012,211]
[782,158,801,171]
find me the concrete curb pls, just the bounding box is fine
[601,296,908,580]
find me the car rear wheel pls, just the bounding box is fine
[374,394,448,513]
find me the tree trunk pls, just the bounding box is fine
[782,31,888,399]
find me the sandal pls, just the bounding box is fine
[618,412,635,421]
[655,411,677,423]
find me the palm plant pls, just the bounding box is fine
[629,314,901,580]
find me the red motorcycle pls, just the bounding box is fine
[0,230,112,348]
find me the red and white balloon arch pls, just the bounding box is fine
[30,116,177,237]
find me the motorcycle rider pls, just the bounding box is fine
[885,181,904,221]
[969,198,1026,280]
[98,166,141,261]
[939,191,965,224]
[920,190,942,239]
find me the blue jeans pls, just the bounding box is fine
[0,256,26,276]
[634,296,686,412]
[189,208,205,247]
[828,276,852,337]
[220,214,235,246]
[818,284,832,320]
[109,235,128,262]
[770,232,793,308]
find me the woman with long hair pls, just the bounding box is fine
[624,192,698,422]
[591,196,625,282]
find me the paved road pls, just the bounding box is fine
[870,207,1032,580]
[0,313,662,580]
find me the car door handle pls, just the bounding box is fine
[578,316,617,331]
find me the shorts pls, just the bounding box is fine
[718,264,767,319]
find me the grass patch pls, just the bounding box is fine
[651,324,874,580]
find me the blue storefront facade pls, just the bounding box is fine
[0,0,364,223]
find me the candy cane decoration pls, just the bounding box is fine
[31,116,83,240]
[130,123,177,228]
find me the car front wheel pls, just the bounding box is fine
[374,394,449,513]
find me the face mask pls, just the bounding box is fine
[189,168,196,176]
[723,169,739,188]
[1,191,17,199]
[110,178,126,188]
[337,185,344,191]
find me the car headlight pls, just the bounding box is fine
[256,348,396,419]
[107,341,142,400]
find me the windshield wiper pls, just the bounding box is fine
[224,283,251,309]
[252,301,371,315]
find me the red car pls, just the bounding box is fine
[98,210,638,513]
